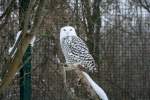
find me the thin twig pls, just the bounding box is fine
[0,0,15,20]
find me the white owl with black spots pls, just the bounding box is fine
[60,26,96,72]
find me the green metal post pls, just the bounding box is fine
[19,0,31,99]
[20,44,32,100]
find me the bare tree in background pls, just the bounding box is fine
[133,0,150,13]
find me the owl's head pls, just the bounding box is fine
[60,26,77,39]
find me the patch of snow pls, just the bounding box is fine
[15,72,19,75]
[9,31,36,57]
[15,31,22,45]
[8,47,13,54]
[30,36,36,47]
[9,48,17,58]
[8,31,22,57]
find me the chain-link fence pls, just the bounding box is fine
[0,0,150,100]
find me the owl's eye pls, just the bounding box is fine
[70,29,72,31]
[63,29,66,31]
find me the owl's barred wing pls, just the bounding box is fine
[62,36,96,72]
[69,36,89,54]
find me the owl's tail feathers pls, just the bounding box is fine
[82,71,109,100]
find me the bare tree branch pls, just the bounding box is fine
[31,0,47,35]
[0,0,47,94]
[0,0,16,31]
[138,0,150,13]
[0,0,15,20]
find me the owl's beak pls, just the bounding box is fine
[66,31,69,35]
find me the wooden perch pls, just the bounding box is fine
[64,64,100,100]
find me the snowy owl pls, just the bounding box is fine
[60,26,109,100]
[60,26,96,72]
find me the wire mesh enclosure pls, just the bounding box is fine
[0,0,150,100]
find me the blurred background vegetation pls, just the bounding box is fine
[0,0,150,100]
